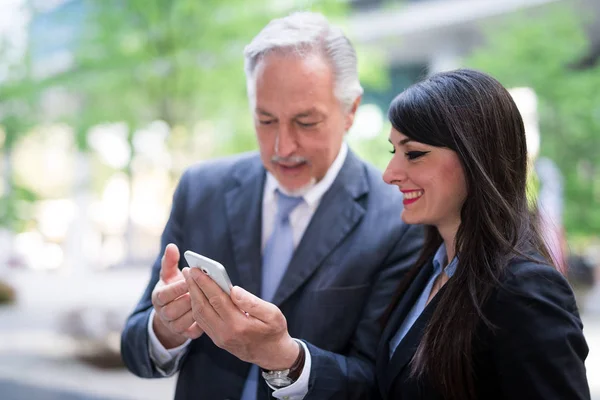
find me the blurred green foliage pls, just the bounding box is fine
[0,36,40,231]
[465,4,600,238]
[66,0,348,158]
[0,0,395,233]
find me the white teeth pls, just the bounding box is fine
[404,191,424,199]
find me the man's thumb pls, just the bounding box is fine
[161,243,181,282]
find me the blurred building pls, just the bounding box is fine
[29,0,84,80]
[347,0,600,109]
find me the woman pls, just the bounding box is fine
[377,69,589,400]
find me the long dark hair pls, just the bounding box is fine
[386,69,552,399]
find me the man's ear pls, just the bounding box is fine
[345,96,362,132]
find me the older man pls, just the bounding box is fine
[121,11,423,400]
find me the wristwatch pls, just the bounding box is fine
[261,340,306,389]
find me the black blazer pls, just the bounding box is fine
[376,257,590,400]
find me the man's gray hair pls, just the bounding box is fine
[244,11,364,110]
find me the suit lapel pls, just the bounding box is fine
[376,261,434,398]
[224,155,266,297]
[271,150,368,306]
[385,292,442,395]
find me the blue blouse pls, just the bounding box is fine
[389,244,458,359]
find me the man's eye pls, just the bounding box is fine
[405,151,429,160]
[297,121,318,128]
[389,148,396,154]
[259,120,275,125]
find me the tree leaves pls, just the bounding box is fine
[466,4,600,236]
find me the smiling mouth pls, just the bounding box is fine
[403,190,424,205]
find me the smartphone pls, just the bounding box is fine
[183,250,233,295]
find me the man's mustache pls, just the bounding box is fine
[271,155,308,165]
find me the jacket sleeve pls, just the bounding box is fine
[305,223,424,399]
[489,264,590,399]
[120,169,191,378]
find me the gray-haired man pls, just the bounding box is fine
[121,12,423,400]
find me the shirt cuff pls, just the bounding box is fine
[269,339,312,400]
[147,309,191,376]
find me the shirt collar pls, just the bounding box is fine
[432,243,458,278]
[264,142,348,211]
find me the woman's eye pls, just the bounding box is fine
[405,151,429,160]
[389,148,396,154]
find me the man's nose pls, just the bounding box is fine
[275,126,297,157]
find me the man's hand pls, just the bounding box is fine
[183,267,299,370]
[151,244,203,348]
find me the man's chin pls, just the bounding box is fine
[278,176,317,196]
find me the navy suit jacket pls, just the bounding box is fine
[121,150,424,400]
[376,257,590,400]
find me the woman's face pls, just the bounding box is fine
[383,128,468,236]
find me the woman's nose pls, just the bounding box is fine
[383,156,407,185]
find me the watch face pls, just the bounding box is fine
[262,370,293,389]
[270,376,293,388]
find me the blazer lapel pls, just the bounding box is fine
[385,293,442,395]
[271,150,368,306]
[376,261,434,398]
[224,155,266,297]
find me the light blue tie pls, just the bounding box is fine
[240,189,303,400]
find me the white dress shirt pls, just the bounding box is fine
[147,142,348,399]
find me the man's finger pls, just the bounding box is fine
[153,279,188,307]
[189,267,237,322]
[184,268,223,325]
[159,292,192,322]
[231,286,279,322]
[167,308,199,336]
[160,243,181,283]
[184,322,204,340]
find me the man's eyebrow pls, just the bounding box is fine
[295,108,324,118]
[256,108,275,117]
[256,107,325,119]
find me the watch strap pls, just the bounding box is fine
[287,339,306,382]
